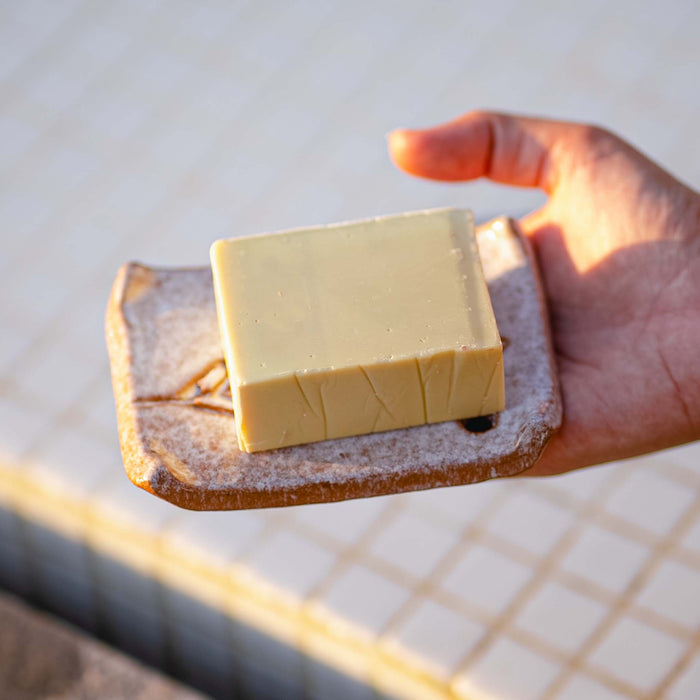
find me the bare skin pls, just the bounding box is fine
[388,112,700,476]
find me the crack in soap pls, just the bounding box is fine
[210,208,505,452]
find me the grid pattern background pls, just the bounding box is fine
[1,1,699,699]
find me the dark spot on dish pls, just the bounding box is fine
[461,414,497,433]
[501,336,511,350]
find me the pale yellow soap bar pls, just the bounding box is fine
[210,208,504,453]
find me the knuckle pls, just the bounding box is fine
[578,123,617,149]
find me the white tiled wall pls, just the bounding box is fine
[1,1,699,699]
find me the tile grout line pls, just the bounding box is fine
[1,2,699,698]
[647,491,700,699]
[303,497,407,606]
[0,0,98,102]
[531,469,700,577]
[3,366,699,700]
[543,485,700,700]
[0,2,174,194]
[0,1,356,368]
[448,466,631,697]
[0,7,245,280]
[653,617,700,699]
[375,485,516,643]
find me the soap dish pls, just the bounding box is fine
[106,218,562,510]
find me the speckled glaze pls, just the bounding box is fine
[105,218,562,510]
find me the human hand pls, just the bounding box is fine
[388,112,700,475]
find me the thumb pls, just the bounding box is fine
[388,111,585,194]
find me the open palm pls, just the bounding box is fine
[389,113,700,475]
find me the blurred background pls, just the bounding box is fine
[1,1,699,698]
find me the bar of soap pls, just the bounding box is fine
[210,208,504,453]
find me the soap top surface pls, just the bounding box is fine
[210,208,500,385]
